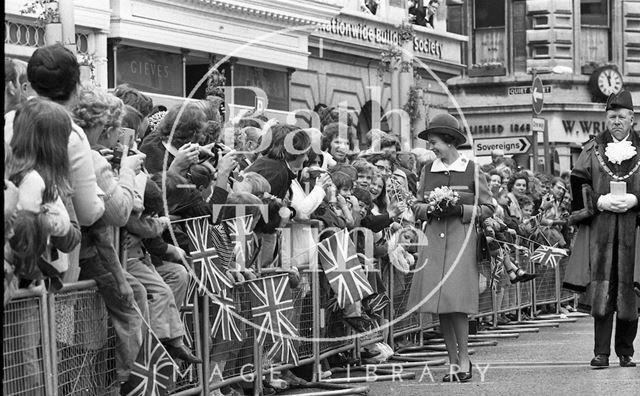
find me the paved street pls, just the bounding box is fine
[291,315,640,396]
[371,315,639,396]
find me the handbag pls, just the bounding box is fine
[476,220,491,262]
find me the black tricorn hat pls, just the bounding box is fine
[418,113,467,146]
[606,89,634,112]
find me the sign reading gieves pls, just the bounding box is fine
[129,61,170,78]
[116,46,183,96]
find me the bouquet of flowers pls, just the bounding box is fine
[425,186,460,215]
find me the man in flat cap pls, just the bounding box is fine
[564,89,640,368]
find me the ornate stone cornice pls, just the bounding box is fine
[178,0,342,27]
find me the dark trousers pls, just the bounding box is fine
[594,312,638,357]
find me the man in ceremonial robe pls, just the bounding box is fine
[565,89,640,368]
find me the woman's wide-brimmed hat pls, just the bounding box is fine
[417,113,467,145]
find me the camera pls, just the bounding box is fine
[109,148,138,169]
[198,142,230,167]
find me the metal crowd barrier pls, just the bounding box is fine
[3,219,579,396]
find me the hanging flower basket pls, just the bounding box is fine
[20,0,60,27]
[378,46,403,78]
[78,53,107,86]
[403,86,422,132]
[396,22,414,45]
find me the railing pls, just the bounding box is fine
[3,219,578,395]
[4,20,45,48]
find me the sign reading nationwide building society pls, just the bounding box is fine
[474,136,532,156]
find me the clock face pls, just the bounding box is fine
[597,68,623,96]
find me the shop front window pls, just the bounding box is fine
[233,64,289,111]
[580,0,610,65]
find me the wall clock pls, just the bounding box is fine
[589,65,624,101]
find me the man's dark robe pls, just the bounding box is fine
[564,130,640,321]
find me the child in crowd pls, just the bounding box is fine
[120,178,199,367]
[6,98,78,285]
[330,170,358,228]
[4,143,20,305]
[388,226,417,274]
[352,159,376,190]
[233,171,271,198]
[209,192,265,394]
[312,176,348,230]
[517,194,538,238]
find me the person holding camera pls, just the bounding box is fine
[139,102,215,176]
[72,87,150,386]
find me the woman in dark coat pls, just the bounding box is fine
[408,114,493,382]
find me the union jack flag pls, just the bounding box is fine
[490,257,505,291]
[224,215,255,270]
[185,217,234,294]
[318,230,373,308]
[246,274,299,365]
[124,327,175,396]
[530,245,568,268]
[266,337,299,366]
[180,277,197,348]
[211,288,241,342]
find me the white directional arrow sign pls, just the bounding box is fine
[532,88,544,101]
[532,76,544,114]
[474,136,532,156]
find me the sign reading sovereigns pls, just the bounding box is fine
[474,136,532,156]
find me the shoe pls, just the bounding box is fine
[590,354,609,368]
[442,373,458,382]
[510,269,538,284]
[119,380,134,396]
[165,344,203,364]
[457,371,472,382]
[442,362,472,383]
[443,372,472,383]
[619,356,636,367]
[281,370,307,387]
[457,360,472,382]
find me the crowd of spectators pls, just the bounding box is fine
[4,44,574,395]
[479,150,574,324]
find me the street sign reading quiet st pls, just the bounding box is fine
[474,136,532,156]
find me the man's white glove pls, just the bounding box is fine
[617,193,638,211]
[597,193,638,213]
